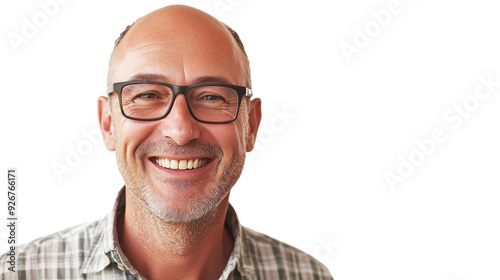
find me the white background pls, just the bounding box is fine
[1,0,500,279]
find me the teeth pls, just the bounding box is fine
[155,157,208,170]
[179,160,187,170]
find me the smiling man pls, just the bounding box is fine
[0,5,333,280]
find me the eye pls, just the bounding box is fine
[203,95,222,101]
[137,93,157,99]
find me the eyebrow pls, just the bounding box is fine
[127,73,232,85]
[128,73,170,82]
[193,76,231,85]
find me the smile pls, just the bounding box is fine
[154,157,209,170]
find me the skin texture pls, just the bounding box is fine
[97,5,262,280]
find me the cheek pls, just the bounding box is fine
[114,120,156,160]
[211,116,248,158]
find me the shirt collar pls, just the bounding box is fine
[80,187,125,274]
[80,187,257,279]
[223,204,257,279]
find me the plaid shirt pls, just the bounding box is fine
[0,188,333,280]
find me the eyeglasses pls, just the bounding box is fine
[107,81,253,124]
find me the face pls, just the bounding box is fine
[98,6,261,223]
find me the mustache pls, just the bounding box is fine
[136,139,223,158]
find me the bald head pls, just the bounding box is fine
[107,5,251,88]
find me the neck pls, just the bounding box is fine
[117,188,234,280]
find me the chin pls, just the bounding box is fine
[139,181,229,223]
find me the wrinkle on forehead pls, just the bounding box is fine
[115,46,238,86]
[109,5,247,85]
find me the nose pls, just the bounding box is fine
[158,94,200,145]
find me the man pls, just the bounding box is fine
[1,5,333,280]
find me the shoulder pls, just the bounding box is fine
[240,226,334,280]
[0,218,106,280]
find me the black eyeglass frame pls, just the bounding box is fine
[107,80,253,124]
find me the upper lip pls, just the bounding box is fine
[150,155,212,160]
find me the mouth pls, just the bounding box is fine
[152,157,210,170]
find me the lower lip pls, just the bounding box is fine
[148,158,214,178]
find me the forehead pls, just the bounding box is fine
[110,7,246,85]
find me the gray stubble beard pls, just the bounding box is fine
[115,137,246,224]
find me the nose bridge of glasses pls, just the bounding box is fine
[170,84,192,109]
[168,87,195,119]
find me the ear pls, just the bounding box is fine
[246,98,262,152]
[98,96,116,151]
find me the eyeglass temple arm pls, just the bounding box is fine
[107,84,115,95]
[246,88,253,98]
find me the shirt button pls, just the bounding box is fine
[117,264,125,271]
